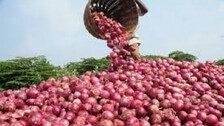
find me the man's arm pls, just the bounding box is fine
[135,0,148,16]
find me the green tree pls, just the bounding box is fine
[168,51,197,62]
[142,55,166,60]
[0,56,64,91]
[65,58,110,76]
[216,59,224,65]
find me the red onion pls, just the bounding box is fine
[102,111,115,120]
[102,104,114,112]
[219,88,224,97]
[92,104,102,114]
[28,112,42,126]
[150,114,162,124]
[114,119,125,126]
[136,107,147,117]
[111,92,121,102]
[197,112,207,121]
[139,119,151,126]
[120,96,132,107]
[83,103,92,111]
[86,97,97,105]
[64,112,75,122]
[101,90,110,99]
[108,73,119,82]
[187,113,197,121]
[87,115,97,124]
[178,111,188,121]
[52,106,61,116]
[99,119,113,126]
[126,117,140,126]
[148,105,160,114]
[172,101,184,111]
[161,122,170,126]
[120,109,134,121]
[74,91,81,98]
[161,99,171,108]
[27,88,39,98]
[206,114,219,125]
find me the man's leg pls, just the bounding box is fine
[130,43,141,60]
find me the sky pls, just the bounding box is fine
[0,0,223,66]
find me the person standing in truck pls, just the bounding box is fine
[128,0,148,60]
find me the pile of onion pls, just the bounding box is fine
[0,12,223,126]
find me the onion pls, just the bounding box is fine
[27,89,39,98]
[87,115,97,124]
[172,101,184,111]
[92,104,102,114]
[161,121,170,126]
[64,112,75,122]
[102,104,114,112]
[139,119,151,126]
[86,97,97,105]
[136,107,147,117]
[206,114,218,125]
[161,99,171,108]
[102,111,114,120]
[219,88,224,97]
[77,110,89,118]
[74,91,81,98]
[120,109,134,121]
[99,119,113,126]
[108,73,119,82]
[126,117,140,126]
[178,111,188,121]
[114,119,125,126]
[16,91,27,100]
[101,90,110,99]
[4,100,16,112]
[52,106,61,116]
[187,113,197,121]
[217,104,224,113]
[197,112,207,122]
[120,96,132,107]
[83,103,92,111]
[74,116,86,126]
[148,105,160,114]
[131,99,143,108]
[14,99,25,109]
[150,114,162,124]
[111,92,121,102]
[28,112,42,126]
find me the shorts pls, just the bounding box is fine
[128,34,141,46]
[128,25,141,46]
